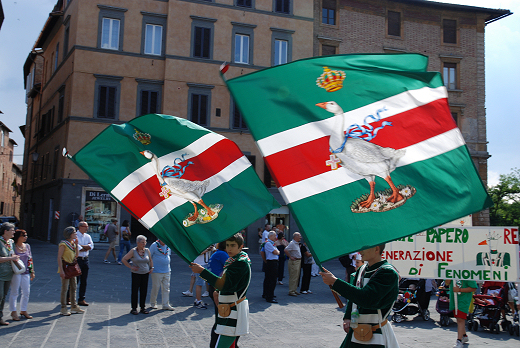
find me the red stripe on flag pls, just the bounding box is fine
[120,139,243,218]
[265,99,455,188]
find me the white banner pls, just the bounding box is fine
[384,226,519,282]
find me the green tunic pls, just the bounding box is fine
[200,251,251,336]
[332,260,399,348]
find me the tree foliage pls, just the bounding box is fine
[488,168,520,226]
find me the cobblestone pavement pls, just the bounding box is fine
[2,239,518,347]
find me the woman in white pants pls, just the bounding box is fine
[9,230,35,320]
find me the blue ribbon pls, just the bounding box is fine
[331,107,392,154]
[160,154,194,181]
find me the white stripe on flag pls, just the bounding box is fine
[257,86,448,157]
[279,128,465,204]
[140,156,252,228]
[111,132,225,200]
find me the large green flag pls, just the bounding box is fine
[224,53,492,263]
[66,114,279,263]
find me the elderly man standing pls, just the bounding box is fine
[103,219,119,264]
[263,231,280,303]
[261,224,271,242]
[76,221,94,306]
[149,239,174,311]
[284,232,302,297]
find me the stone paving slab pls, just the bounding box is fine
[1,239,518,347]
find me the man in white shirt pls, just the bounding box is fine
[76,221,94,306]
[261,224,271,242]
[284,232,302,296]
[263,231,280,303]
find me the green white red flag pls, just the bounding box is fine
[66,114,279,263]
[225,53,492,263]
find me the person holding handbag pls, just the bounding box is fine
[57,227,85,316]
[0,222,18,325]
[122,235,153,315]
[321,244,400,348]
[9,229,35,321]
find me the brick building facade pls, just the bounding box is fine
[21,0,313,244]
[314,0,510,225]
[0,122,22,219]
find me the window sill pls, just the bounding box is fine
[447,88,463,93]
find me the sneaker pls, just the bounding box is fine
[307,290,313,294]
[453,339,463,348]
[461,336,469,344]
[162,305,175,311]
[150,303,158,309]
[301,291,308,294]
[117,261,122,265]
[194,301,207,309]
[60,308,71,316]
[103,260,110,264]
[202,291,209,297]
[278,281,283,285]
[288,292,298,297]
[70,306,85,314]
[182,290,193,297]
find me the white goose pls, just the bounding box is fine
[316,101,405,208]
[140,150,215,221]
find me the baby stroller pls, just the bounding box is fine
[436,286,453,326]
[392,278,430,323]
[468,281,511,333]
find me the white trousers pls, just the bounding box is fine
[150,272,171,306]
[9,273,31,312]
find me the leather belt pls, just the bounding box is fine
[78,256,89,260]
[372,319,388,331]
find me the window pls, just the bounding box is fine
[274,0,290,14]
[231,100,248,130]
[322,0,336,25]
[194,27,211,58]
[443,19,457,44]
[321,44,336,56]
[136,79,163,116]
[443,62,457,90]
[274,40,287,65]
[141,12,167,56]
[191,94,208,126]
[232,22,255,65]
[145,24,162,55]
[387,11,401,37]
[101,18,120,50]
[235,34,250,64]
[271,28,293,66]
[54,43,59,72]
[188,83,213,127]
[451,112,458,126]
[191,16,216,59]
[97,5,127,51]
[94,74,122,120]
[63,26,70,59]
[236,0,252,8]
[0,130,3,147]
[52,147,59,180]
[58,87,65,123]
[264,162,276,188]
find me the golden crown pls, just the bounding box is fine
[133,128,151,145]
[316,67,346,92]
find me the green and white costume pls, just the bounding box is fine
[200,251,251,337]
[332,260,400,348]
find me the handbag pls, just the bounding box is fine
[352,319,388,341]
[62,259,82,279]
[11,259,26,275]
[508,282,518,302]
[217,297,246,317]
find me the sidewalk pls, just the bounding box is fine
[1,239,518,348]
